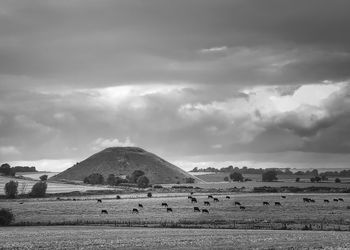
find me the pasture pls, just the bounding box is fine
[1,226,350,249]
[1,192,349,230]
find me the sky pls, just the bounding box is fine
[1,0,350,172]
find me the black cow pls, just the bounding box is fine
[333,199,339,202]
[188,196,192,200]
[161,202,168,207]
[204,201,210,206]
[202,209,209,214]
[167,207,173,212]
[138,203,143,208]
[97,199,102,203]
[239,206,246,210]
[303,198,310,203]
[191,198,197,203]
[213,198,219,202]
[208,195,213,199]
[132,208,139,214]
[263,201,270,206]
[309,199,315,203]
[234,201,241,206]
[324,199,330,203]
[281,196,286,199]
[275,202,282,206]
[226,196,230,199]
[101,209,108,214]
[193,207,200,212]
[338,198,344,202]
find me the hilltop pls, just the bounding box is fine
[50,147,200,184]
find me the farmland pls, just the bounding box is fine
[1,226,350,249]
[1,192,349,230]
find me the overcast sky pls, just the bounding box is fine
[1,0,350,171]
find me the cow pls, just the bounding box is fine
[208,195,213,199]
[263,201,270,206]
[187,195,192,200]
[333,199,339,202]
[226,196,230,199]
[161,202,168,207]
[281,196,286,199]
[138,203,143,208]
[234,201,241,206]
[213,198,219,202]
[324,199,330,203]
[191,198,197,203]
[204,201,210,206]
[97,199,102,203]
[309,199,315,203]
[239,206,246,210]
[338,198,344,202]
[202,209,209,214]
[101,209,108,214]
[303,198,310,203]
[132,208,139,214]
[275,202,282,206]
[193,207,200,212]
[167,207,173,213]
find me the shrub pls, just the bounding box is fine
[0,208,15,226]
[137,175,150,188]
[4,180,18,199]
[39,175,48,181]
[83,173,104,185]
[30,181,47,197]
[147,192,152,198]
[116,195,121,199]
[335,178,341,183]
[262,170,278,182]
[224,176,229,182]
[230,172,244,182]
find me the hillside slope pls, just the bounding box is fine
[50,147,201,184]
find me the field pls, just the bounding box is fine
[1,192,350,230]
[1,226,350,249]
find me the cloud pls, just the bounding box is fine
[200,46,228,53]
[0,146,20,155]
[91,137,135,151]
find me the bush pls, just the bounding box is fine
[0,208,14,226]
[83,173,104,185]
[147,192,152,198]
[153,185,163,189]
[335,178,341,183]
[262,170,278,182]
[137,175,150,188]
[116,195,121,199]
[230,172,244,182]
[4,180,18,199]
[224,176,229,182]
[39,175,48,181]
[30,181,47,197]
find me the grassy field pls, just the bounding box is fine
[1,226,350,249]
[1,192,349,230]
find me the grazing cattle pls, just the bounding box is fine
[167,208,173,213]
[303,198,310,203]
[239,206,246,210]
[208,195,213,199]
[324,199,330,203]
[275,202,282,206]
[263,201,270,206]
[101,209,108,214]
[333,199,339,202]
[193,207,200,212]
[213,198,219,202]
[281,196,286,199]
[138,203,143,208]
[161,202,168,207]
[226,196,230,199]
[187,196,192,200]
[97,199,102,203]
[132,208,139,214]
[338,198,344,202]
[234,201,241,206]
[204,201,210,206]
[191,198,197,203]
[202,209,209,214]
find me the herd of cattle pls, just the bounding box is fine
[94,193,346,215]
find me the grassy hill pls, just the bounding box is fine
[50,147,200,184]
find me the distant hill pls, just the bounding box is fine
[50,147,201,184]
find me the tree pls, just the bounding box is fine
[30,181,47,197]
[230,172,244,182]
[107,174,116,186]
[130,170,145,183]
[39,175,48,181]
[83,173,104,185]
[315,176,321,182]
[137,175,149,188]
[224,176,229,182]
[335,178,341,183]
[0,163,12,176]
[310,177,316,183]
[147,192,152,198]
[320,174,328,181]
[4,181,18,199]
[0,208,15,226]
[185,177,195,183]
[262,170,278,182]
